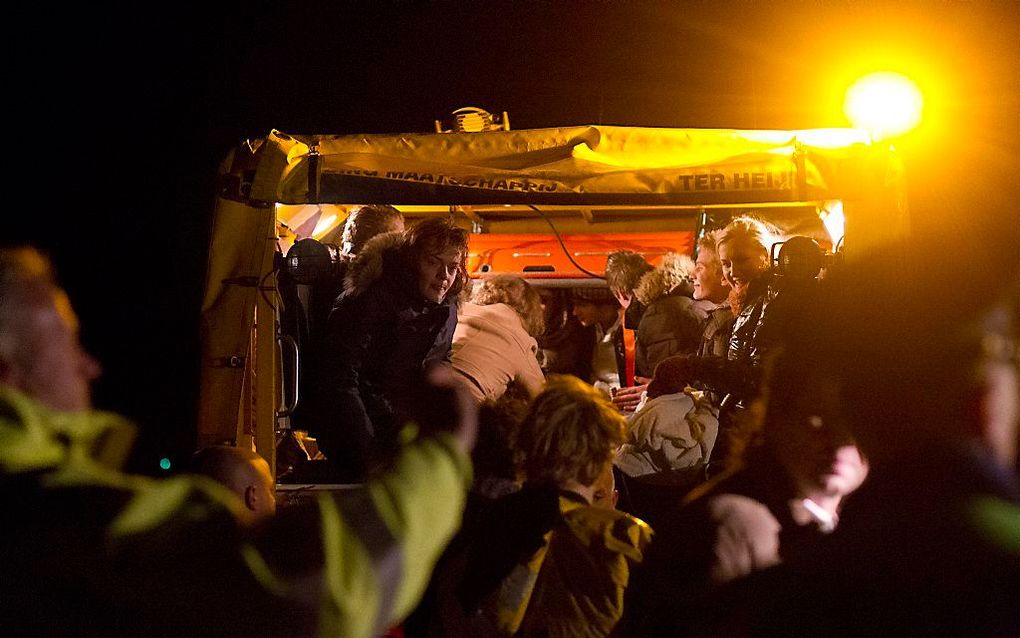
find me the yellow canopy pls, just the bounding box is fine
[234,126,896,207]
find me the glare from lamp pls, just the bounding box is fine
[818,200,845,249]
[844,72,923,140]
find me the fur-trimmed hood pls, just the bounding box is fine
[635,253,696,306]
[342,231,406,298]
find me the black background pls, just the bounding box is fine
[8,1,1018,474]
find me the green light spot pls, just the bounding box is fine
[159,457,172,471]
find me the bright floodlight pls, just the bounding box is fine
[844,72,923,139]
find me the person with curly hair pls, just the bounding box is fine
[452,274,546,402]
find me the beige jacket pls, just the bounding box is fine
[452,302,545,401]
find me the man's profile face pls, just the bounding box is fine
[18,291,101,412]
[693,248,730,302]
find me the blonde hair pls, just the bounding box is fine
[697,230,720,256]
[471,274,545,337]
[516,375,626,487]
[716,215,781,256]
[634,252,696,305]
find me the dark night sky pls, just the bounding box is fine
[10,1,1018,473]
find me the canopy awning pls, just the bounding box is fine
[233,126,898,207]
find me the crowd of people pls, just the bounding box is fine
[1,196,1017,636]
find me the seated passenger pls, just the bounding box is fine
[309,217,469,479]
[535,286,589,378]
[296,204,406,348]
[452,274,546,402]
[615,377,719,481]
[459,376,652,637]
[188,445,277,525]
[691,230,734,358]
[606,250,711,378]
[648,216,789,406]
[649,217,824,474]
[570,287,628,398]
[285,205,405,439]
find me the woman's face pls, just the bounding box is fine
[417,246,463,303]
[718,237,770,288]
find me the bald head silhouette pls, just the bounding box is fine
[190,446,276,524]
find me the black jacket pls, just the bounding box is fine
[308,233,458,477]
[660,274,816,404]
[575,320,628,386]
[635,293,712,379]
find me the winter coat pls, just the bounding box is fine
[697,302,734,358]
[633,268,713,378]
[310,232,459,476]
[462,486,652,638]
[615,392,719,478]
[452,302,545,402]
[649,275,817,407]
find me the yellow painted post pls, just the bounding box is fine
[253,251,279,476]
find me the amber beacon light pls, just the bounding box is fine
[844,72,923,140]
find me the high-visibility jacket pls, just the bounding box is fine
[0,387,471,637]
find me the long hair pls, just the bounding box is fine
[716,216,780,313]
[715,215,780,257]
[472,274,546,337]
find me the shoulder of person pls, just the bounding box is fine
[706,493,782,540]
[561,498,653,558]
[342,231,404,297]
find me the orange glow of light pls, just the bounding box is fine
[312,214,339,239]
